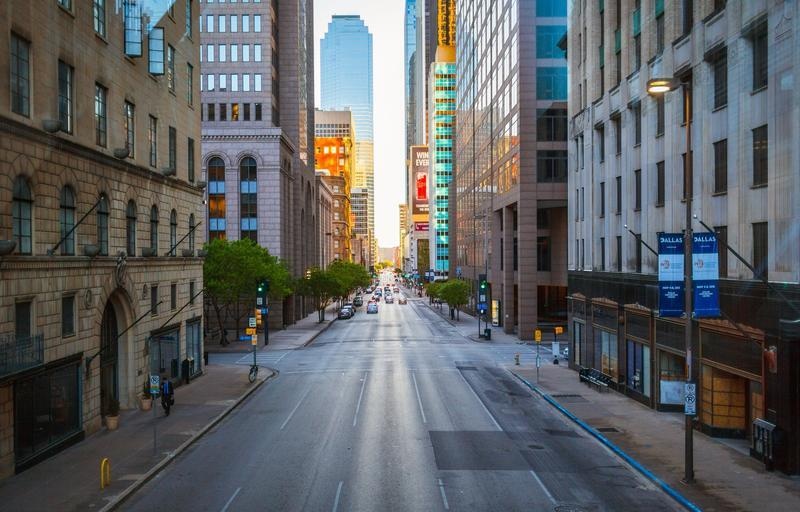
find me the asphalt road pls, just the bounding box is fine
[122,286,680,512]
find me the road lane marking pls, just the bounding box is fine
[437,478,449,510]
[529,470,557,504]
[220,487,241,512]
[353,372,368,427]
[412,371,427,424]
[332,481,344,512]
[280,387,312,431]
[458,371,502,431]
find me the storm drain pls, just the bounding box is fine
[595,427,621,433]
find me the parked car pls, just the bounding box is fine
[367,303,379,314]
[385,295,394,304]
[338,308,353,319]
[353,296,363,307]
[398,297,407,305]
[393,287,399,293]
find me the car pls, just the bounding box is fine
[385,295,394,304]
[393,287,399,293]
[338,308,353,319]
[367,303,378,314]
[353,296,363,307]
[398,297,407,305]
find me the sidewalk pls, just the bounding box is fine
[512,364,800,512]
[0,364,274,512]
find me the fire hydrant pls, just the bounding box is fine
[514,353,520,366]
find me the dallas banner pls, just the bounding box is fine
[692,233,721,317]
[658,233,685,317]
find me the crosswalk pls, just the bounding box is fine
[235,351,290,367]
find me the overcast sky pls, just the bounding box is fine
[314,0,406,248]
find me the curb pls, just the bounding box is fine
[100,370,278,511]
[510,371,702,512]
[302,316,337,347]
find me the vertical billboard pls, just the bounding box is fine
[410,146,429,216]
[658,233,685,317]
[692,233,720,318]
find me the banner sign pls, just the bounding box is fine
[658,233,685,317]
[410,146,429,216]
[414,222,429,232]
[692,233,720,318]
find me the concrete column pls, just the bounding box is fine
[502,206,516,334]
[518,197,539,341]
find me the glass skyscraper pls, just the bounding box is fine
[430,59,456,275]
[320,16,375,264]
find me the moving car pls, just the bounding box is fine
[385,295,394,304]
[398,297,407,305]
[393,287,399,293]
[353,296,363,307]
[338,308,353,319]
[367,303,378,314]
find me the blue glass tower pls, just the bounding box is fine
[320,15,374,262]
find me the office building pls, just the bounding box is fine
[0,0,203,476]
[567,0,800,473]
[200,0,317,324]
[321,15,375,265]
[316,174,334,268]
[453,0,569,336]
[398,204,409,265]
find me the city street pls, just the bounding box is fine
[122,290,680,511]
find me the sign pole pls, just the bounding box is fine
[149,374,160,455]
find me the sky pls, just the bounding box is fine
[314,0,406,248]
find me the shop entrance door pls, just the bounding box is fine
[100,302,119,416]
[150,331,179,379]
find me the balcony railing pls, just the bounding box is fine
[0,333,44,379]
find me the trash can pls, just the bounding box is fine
[181,359,191,384]
[203,350,209,366]
[484,328,491,340]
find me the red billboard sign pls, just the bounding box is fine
[414,222,429,232]
[410,146,429,216]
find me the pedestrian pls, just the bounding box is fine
[161,377,175,416]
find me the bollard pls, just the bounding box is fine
[100,458,111,489]
[514,353,520,366]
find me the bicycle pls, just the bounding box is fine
[248,364,259,383]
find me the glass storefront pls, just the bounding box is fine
[14,361,81,465]
[626,340,651,397]
[150,329,180,379]
[658,351,685,405]
[594,329,618,378]
[572,320,584,366]
[186,320,202,376]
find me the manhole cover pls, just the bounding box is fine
[596,427,621,433]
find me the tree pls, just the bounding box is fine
[438,279,471,320]
[296,268,340,322]
[203,238,293,344]
[327,260,370,301]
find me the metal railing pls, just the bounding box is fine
[0,333,44,379]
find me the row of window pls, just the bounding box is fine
[204,102,264,122]
[202,13,263,33]
[207,156,258,241]
[201,43,264,63]
[10,175,197,258]
[202,73,264,92]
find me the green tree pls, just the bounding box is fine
[296,268,340,322]
[327,260,370,301]
[438,279,471,320]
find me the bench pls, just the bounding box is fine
[578,366,613,392]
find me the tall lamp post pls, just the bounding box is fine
[647,77,694,484]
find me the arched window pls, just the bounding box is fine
[208,157,226,241]
[169,209,177,256]
[126,200,137,256]
[239,156,257,241]
[60,186,76,255]
[97,195,109,255]
[188,213,196,252]
[12,176,33,254]
[150,205,159,253]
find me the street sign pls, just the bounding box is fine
[245,328,256,335]
[534,329,542,343]
[149,374,160,396]
[260,307,268,315]
[239,335,251,342]
[536,355,541,368]
[554,326,564,335]
[477,302,487,314]
[684,382,697,416]
[256,297,263,306]
[251,334,258,346]
[248,317,257,328]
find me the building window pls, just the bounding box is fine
[616,236,622,271]
[600,237,606,270]
[57,60,74,133]
[185,0,193,37]
[599,182,606,217]
[711,48,727,109]
[243,103,251,121]
[655,14,665,55]
[151,285,158,315]
[537,237,551,271]
[230,15,238,32]
[240,156,258,241]
[126,200,137,256]
[167,45,175,90]
[60,186,76,256]
[188,137,195,182]
[11,34,31,117]
[188,214,196,252]
[207,103,215,121]
[168,126,176,171]
[615,176,622,214]
[169,209,177,256]
[752,222,768,280]
[655,161,665,207]
[255,103,262,121]
[537,150,567,183]
[95,84,107,147]
[715,226,728,278]
[62,295,75,337]
[242,15,250,32]
[632,34,641,71]
[751,24,768,91]
[170,283,177,310]
[596,124,605,162]
[682,0,693,35]
[12,176,33,255]
[231,103,240,121]
[208,157,226,240]
[58,1,72,12]
[16,300,32,340]
[634,169,641,211]
[536,67,568,100]
[753,125,768,187]
[93,0,106,36]
[713,139,727,194]
[613,116,622,155]
[189,281,196,304]
[218,14,226,32]
[187,63,194,105]
[655,96,664,136]
[254,15,261,32]
[149,115,158,167]
[148,27,165,75]
[97,195,109,256]
[632,101,641,145]
[150,205,159,253]
[219,103,227,121]
[536,25,567,58]
[124,102,135,157]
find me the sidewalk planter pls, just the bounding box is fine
[106,398,120,431]
[140,395,153,411]
[0,239,17,255]
[181,248,195,257]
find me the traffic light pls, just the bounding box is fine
[478,274,488,293]
[256,279,269,307]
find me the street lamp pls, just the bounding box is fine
[647,77,694,484]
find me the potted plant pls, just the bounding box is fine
[106,397,120,431]
[140,381,153,411]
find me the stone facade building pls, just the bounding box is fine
[316,174,334,268]
[200,0,317,325]
[567,0,800,473]
[0,0,203,476]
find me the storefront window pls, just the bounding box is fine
[572,321,584,366]
[659,351,685,405]
[150,329,179,379]
[626,340,651,397]
[595,329,618,377]
[186,320,202,376]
